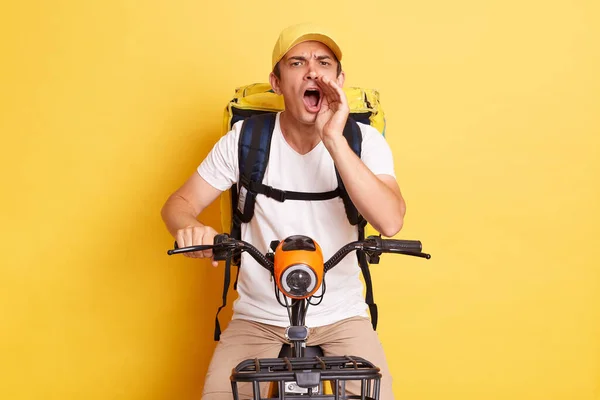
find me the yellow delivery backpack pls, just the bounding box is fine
[220,83,386,237]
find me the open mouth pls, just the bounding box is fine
[303,88,321,112]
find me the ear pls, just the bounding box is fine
[269,72,282,95]
[336,71,345,88]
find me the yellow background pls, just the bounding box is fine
[1,0,598,399]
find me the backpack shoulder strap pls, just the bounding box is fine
[337,117,363,225]
[234,112,278,226]
[337,118,378,330]
[215,113,277,342]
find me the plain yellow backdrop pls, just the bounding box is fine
[1,1,599,399]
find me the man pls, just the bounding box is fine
[161,22,406,399]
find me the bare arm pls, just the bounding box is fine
[316,76,405,237]
[161,172,223,263]
[326,138,405,237]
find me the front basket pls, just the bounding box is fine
[231,355,382,400]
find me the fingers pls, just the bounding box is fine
[324,76,348,109]
[201,227,216,259]
[317,76,348,111]
[316,76,336,103]
[176,229,186,250]
[176,228,195,258]
[176,225,218,260]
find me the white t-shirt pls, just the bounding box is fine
[198,112,396,327]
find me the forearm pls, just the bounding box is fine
[161,194,205,238]
[324,136,406,237]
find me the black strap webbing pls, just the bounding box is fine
[214,255,232,341]
[357,222,378,330]
[359,253,378,330]
[242,178,341,202]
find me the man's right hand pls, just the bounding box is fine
[162,173,225,267]
[175,225,219,267]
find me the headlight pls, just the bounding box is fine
[273,235,324,299]
[281,264,317,297]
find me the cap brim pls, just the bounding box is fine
[274,33,342,69]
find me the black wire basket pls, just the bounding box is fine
[231,355,382,400]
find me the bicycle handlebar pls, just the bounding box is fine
[167,237,274,270]
[167,234,431,272]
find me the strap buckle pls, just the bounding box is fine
[264,185,287,202]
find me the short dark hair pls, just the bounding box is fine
[272,56,343,79]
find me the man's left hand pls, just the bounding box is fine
[315,76,349,145]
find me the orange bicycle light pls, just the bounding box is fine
[273,235,324,300]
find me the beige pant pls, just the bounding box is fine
[202,316,394,400]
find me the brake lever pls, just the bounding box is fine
[385,249,431,259]
[167,243,216,255]
[167,234,241,257]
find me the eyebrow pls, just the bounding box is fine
[287,55,333,62]
[287,56,308,62]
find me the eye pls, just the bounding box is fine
[291,61,303,67]
[320,61,331,66]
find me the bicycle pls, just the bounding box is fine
[168,234,431,399]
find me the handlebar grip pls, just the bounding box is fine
[381,239,422,252]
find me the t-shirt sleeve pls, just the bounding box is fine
[196,122,241,191]
[359,124,396,178]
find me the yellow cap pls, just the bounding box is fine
[271,23,342,70]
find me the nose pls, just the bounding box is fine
[305,60,319,80]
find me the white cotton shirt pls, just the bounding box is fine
[197,112,396,327]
